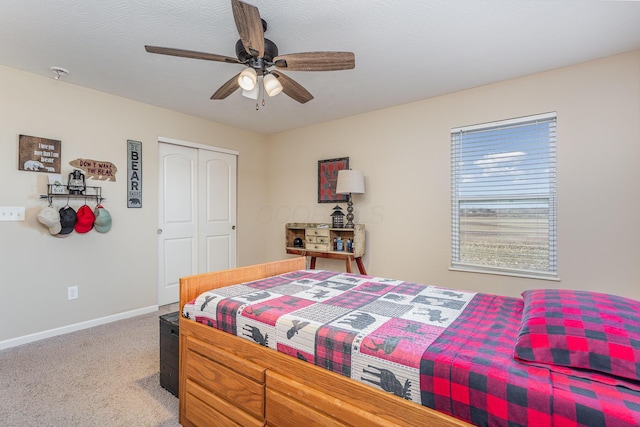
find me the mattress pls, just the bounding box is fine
[183,269,640,426]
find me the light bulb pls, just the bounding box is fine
[242,81,259,99]
[238,68,257,90]
[264,73,283,97]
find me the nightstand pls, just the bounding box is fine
[159,311,179,397]
[285,223,367,274]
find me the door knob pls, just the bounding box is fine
[157,229,163,234]
[232,225,236,230]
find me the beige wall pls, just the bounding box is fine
[2,49,639,346]
[265,50,640,301]
[0,65,268,343]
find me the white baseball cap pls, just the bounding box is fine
[37,206,62,235]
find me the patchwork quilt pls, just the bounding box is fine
[182,270,640,427]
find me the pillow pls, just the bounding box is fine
[514,289,640,382]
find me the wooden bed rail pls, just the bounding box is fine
[179,257,306,312]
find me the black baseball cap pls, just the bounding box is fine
[59,206,77,235]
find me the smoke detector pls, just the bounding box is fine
[50,66,69,80]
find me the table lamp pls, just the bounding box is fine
[335,169,365,228]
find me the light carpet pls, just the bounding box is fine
[0,304,180,427]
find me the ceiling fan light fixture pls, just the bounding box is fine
[238,67,257,90]
[263,73,283,97]
[242,79,260,99]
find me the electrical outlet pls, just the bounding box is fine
[68,286,78,300]
[0,207,25,221]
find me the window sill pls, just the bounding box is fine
[449,264,560,282]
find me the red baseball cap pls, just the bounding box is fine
[75,205,95,233]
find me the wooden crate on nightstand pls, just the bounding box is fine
[159,311,179,397]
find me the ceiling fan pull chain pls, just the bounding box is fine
[253,79,260,110]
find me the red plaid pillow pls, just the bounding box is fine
[514,289,640,382]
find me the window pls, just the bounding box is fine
[451,112,557,279]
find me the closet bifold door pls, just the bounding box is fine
[157,141,238,306]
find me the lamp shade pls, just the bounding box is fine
[238,68,257,90]
[263,73,283,97]
[242,80,259,99]
[336,169,365,194]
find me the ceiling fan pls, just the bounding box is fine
[145,0,355,105]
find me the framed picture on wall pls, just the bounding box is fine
[318,157,349,203]
[18,135,61,173]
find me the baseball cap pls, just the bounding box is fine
[59,206,77,235]
[37,206,62,235]
[75,205,95,233]
[94,205,112,233]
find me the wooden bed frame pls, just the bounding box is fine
[179,258,472,427]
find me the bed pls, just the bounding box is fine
[178,258,640,427]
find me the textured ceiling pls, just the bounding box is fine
[1,1,640,135]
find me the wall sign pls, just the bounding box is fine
[69,158,117,181]
[127,140,142,208]
[18,134,61,173]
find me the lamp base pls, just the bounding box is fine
[345,195,355,228]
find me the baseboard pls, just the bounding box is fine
[0,305,159,350]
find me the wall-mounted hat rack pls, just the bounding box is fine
[40,184,105,204]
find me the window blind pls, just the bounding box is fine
[451,112,557,278]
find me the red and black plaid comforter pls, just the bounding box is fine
[421,293,640,426]
[183,270,640,427]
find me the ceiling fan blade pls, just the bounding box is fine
[271,71,314,104]
[211,73,241,99]
[231,0,264,58]
[273,52,355,71]
[145,45,240,64]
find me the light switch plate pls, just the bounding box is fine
[0,207,26,221]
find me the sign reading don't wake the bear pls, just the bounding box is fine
[127,140,142,208]
[69,158,117,181]
[18,135,61,173]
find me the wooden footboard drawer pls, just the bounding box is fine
[265,371,403,427]
[188,335,265,382]
[266,387,346,427]
[184,336,266,423]
[186,380,264,427]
